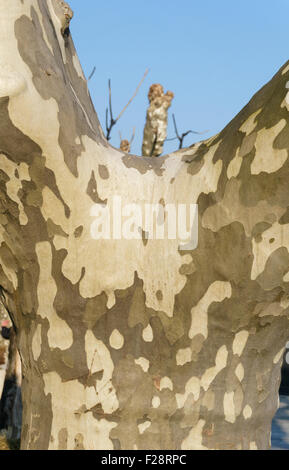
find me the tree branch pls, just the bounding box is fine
[105,70,149,141]
[168,114,208,149]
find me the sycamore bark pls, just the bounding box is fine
[0,0,289,450]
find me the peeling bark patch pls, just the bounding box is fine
[98,164,109,180]
[156,290,163,301]
[86,170,107,204]
[122,154,168,176]
[74,225,83,238]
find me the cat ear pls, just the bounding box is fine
[0,63,27,98]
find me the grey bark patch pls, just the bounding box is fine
[98,164,109,180]
[86,170,107,204]
[122,154,168,176]
[58,427,68,450]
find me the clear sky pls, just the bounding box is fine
[68,0,289,156]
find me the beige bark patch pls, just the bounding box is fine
[251,223,289,280]
[189,281,232,340]
[243,405,252,420]
[280,293,289,309]
[42,186,67,229]
[36,242,73,350]
[227,132,257,179]
[273,348,285,364]
[176,377,200,408]
[239,109,262,135]
[85,330,104,375]
[251,120,288,175]
[160,377,173,391]
[84,334,119,414]
[138,421,151,435]
[142,324,153,342]
[202,390,215,411]
[152,396,161,408]
[227,149,243,179]
[235,363,245,382]
[201,346,228,391]
[232,331,249,356]
[176,347,192,366]
[250,441,258,450]
[0,62,26,98]
[72,53,85,81]
[181,419,207,450]
[282,64,289,75]
[32,324,42,362]
[135,357,150,373]
[109,329,124,350]
[44,371,117,450]
[224,392,236,423]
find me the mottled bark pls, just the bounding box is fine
[0,0,289,451]
[142,84,174,157]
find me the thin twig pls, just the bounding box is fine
[130,127,136,145]
[105,79,117,141]
[88,66,96,81]
[105,69,149,141]
[116,69,149,121]
[167,114,209,149]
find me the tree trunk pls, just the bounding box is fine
[0,0,289,450]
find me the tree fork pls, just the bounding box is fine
[0,0,289,450]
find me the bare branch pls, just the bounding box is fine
[105,70,149,142]
[130,127,136,145]
[88,66,96,81]
[172,113,180,140]
[116,69,149,122]
[105,79,117,141]
[168,114,209,149]
[108,79,113,123]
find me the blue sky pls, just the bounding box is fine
[68,0,289,155]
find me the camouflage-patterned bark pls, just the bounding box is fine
[142,84,174,157]
[0,0,289,450]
